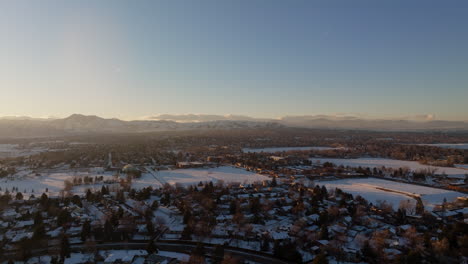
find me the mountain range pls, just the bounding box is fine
[0,114,467,138]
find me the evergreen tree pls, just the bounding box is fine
[361,240,376,263]
[183,210,192,224]
[192,242,206,256]
[146,241,158,254]
[40,193,48,207]
[34,211,43,225]
[212,244,225,264]
[319,225,329,240]
[57,210,71,226]
[270,176,277,187]
[273,241,302,262]
[396,208,407,225]
[312,253,329,264]
[181,225,193,240]
[261,236,270,251]
[60,236,71,260]
[101,185,109,195]
[32,224,46,240]
[81,220,91,241]
[86,189,93,201]
[147,221,154,234]
[18,238,33,261]
[321,185,328,198]
[249,197,261,214]
[104,220,114,241]
[415,198,425,215]
[229,200,237,214]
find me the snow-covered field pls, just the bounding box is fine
[319,178,465,210]
[311,158,468,179]
[455,164,468,170]
[417,143,468,150]
[0,169,115,196]
[0,166,268,197]
[243,146,342,153]
[139,166,268,187]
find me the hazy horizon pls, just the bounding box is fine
[1,1,467,120]
[1,112,467,122]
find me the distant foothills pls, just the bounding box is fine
[0,113,468,138]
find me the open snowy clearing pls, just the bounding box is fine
[243,146,343,153]
[0,169,115,196]
[0,166,268,197]
[318,178,465,210]
[139,166,269,187]
[311,158,468,179]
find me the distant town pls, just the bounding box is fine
[0,128,467,264]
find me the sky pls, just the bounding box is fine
[0,1,467,121]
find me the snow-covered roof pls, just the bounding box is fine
[270,231,289,240]
[307,214,320,221]
[103,250,148,263]
[11,231,33,242]
[317,239,329,245]
[399,224,412,230]
[15,220,34,228]
[64,253,93,264]
[216,215,233,221]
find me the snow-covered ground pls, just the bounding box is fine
[455,164,468,170]
[0,166,268,197]
[311,158,468,179]
[319,178,465,210]
[140,166,269,187]
[243,146,342,153]
[0,169,115,196]
[417,143,468,150]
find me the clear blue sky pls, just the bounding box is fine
[0,1,467,120]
